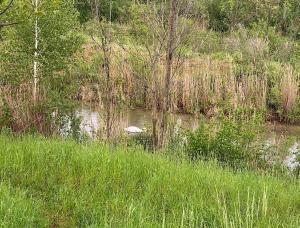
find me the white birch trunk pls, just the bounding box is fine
[33,0,39,104]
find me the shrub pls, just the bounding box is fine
[186,117,261,169]
[127,132,153,151]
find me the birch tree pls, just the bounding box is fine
[32,0,38,104]
[0,0,82,134]
[2,0,81,103]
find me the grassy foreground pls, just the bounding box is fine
[0,135,299,227]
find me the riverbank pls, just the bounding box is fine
[0,135,299,227]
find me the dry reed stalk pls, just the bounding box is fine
[0,84,34,132]
[233,73,267,111]
[81,44,297,119]
[280,65,299,113]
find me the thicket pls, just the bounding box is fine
[185,118,260,168]
[0,0,300,137]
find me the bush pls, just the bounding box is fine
[186,117,261,169]
[126,132,153,151]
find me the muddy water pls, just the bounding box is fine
[76,105,300,139]
[76,105,199,138]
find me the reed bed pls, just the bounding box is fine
[79,44,299,118]
[0,135,299,227]
[133,55,268,115]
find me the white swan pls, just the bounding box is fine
[124,126,145,134]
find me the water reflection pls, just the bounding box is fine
[76,105,199,138]
[77,105,300,138]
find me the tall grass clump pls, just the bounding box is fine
[0,183,48,227]
[280,65,300,121]
[0,134,299,227]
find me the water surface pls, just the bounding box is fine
[76,105,300,139]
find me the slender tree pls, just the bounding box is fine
[159,0,194,147]
[128,1,168,149]
[32,0,38,104]
[159,0,178,147]
[87,0,115,140]
[128,0,194,148]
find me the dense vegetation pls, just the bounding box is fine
[0,135,299,227]
[1,0,300,136]
[0,1,299,226]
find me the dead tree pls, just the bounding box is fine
[159,0,178,147]
[89,0,115,141]
[128,0,194,148]
[159,0,195,147]
[129,1,168,149]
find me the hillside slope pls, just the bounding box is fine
[0,135,299,227]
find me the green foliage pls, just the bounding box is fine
[186,117,261,169]
[1,0,300,135]
[0,135,299,226]
[0,99,13,128]
[75,0,133,23]
[206,0,300,38]
[190,30,222,54]
[2,0,83,81]
[0,0,84,134]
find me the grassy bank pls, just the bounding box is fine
[0,135,299,227]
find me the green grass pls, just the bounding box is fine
[0,135,299,227]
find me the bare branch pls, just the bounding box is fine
[0,21,18,28]
[0,0,14,16]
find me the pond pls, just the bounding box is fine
[76,104,300,139]
[76,104,199,138]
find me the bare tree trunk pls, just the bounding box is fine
[104,1,113,141]
[91,0,114,141]
[103,46,112,140]
[33,0,39,105]
[151,59,159,149]
[159,0,177,147]
[94,0,99,21]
